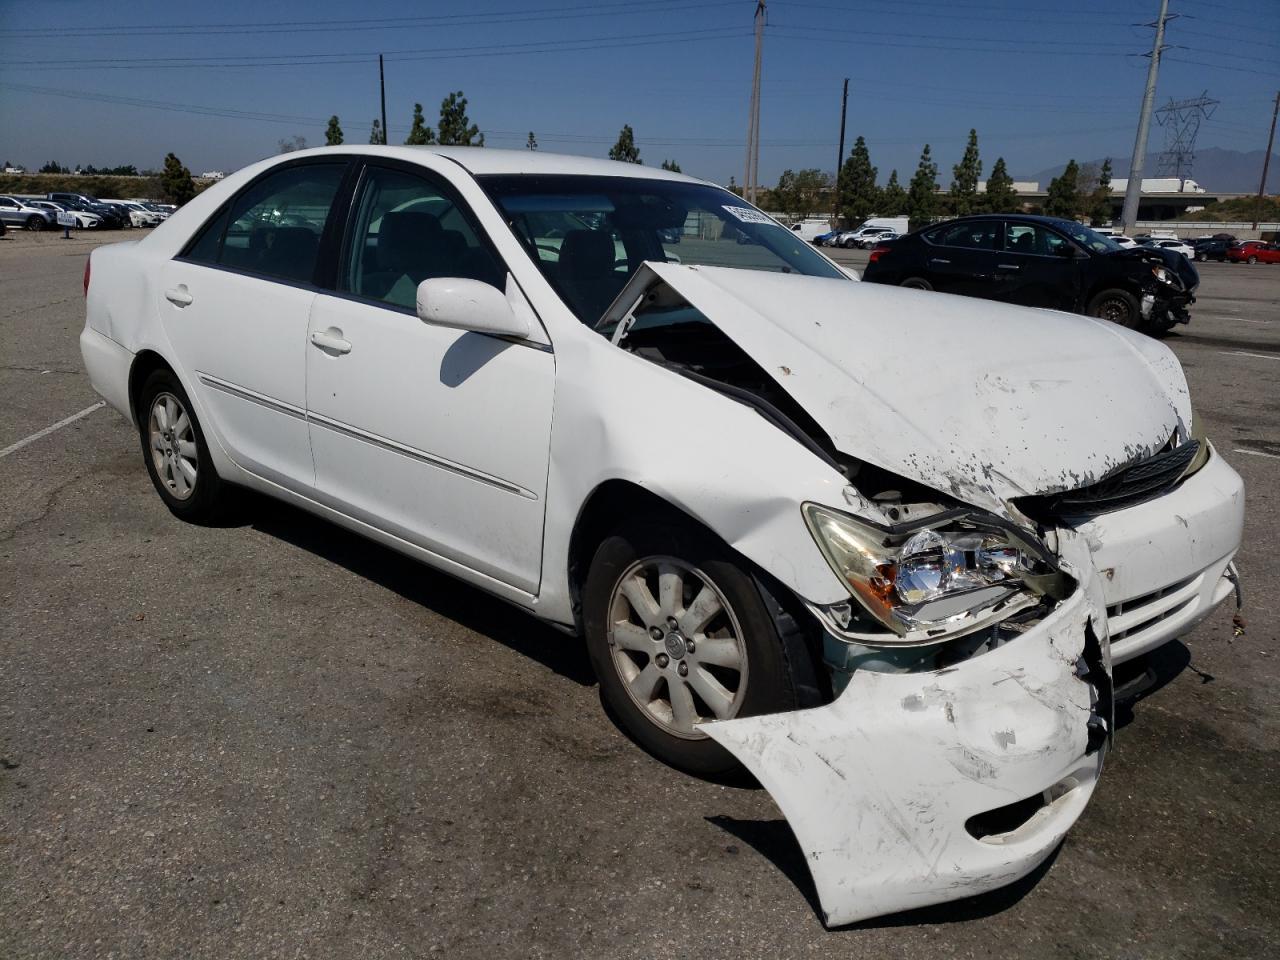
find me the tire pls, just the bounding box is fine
[1087,288,1141,328]
[137,368,232,524]
[1247,255,1258,265]
[27,215,45,232]
[900,277,934,291]
[582,516,803,778]
[1195,252,1206,262]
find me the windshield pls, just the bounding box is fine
[1056,220,1121,253]
[480,174,845,325]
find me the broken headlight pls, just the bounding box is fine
[803,502,1066,646]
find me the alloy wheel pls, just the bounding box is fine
[148,392,198,500]
[606,557,748,739]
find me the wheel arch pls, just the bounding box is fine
[565,478,829,707]
[127,349,177,426]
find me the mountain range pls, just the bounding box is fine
[1021,147,1277,193]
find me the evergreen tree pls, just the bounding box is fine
[325,116,344,146]
[526,131,538,151]
[838,135,878,224]
[1045,159,1080,218]
[773,169,798,217]
[950,128,982,216]
[39,160,67,174]
[660,159,682,172]
[982,157,1018,213]
[437,91,482,146]
[160,152,196,206]
[405,103,436,145]
[878,169,907,216]
[609,124,641,163]
[906,144,939,228]
[1089,157,1114,224]
[369,118,386,145]
[793,169,830,220]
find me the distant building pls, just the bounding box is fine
[3,166,24,174]
[977,181,1040,193]
[200,171,226,180]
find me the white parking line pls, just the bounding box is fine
[1234,448,1280,461]
[1221,350,1280,362]
[0,402,106,459]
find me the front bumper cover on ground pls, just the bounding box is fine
[706,539,1112,927]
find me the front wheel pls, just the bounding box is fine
[1087,288,1141,328]
[1247,255,1258,265]
[27,215,45,232]
[582,517,802,777]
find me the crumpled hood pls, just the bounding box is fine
[624,263,1192,516]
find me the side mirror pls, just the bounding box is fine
[416,278,531,339]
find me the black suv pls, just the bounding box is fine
[862,214,1198,333]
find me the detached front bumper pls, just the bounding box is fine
[706,563,1111,927]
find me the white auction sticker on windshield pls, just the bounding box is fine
[722,205,777,225]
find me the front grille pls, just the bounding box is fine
[1106,572,1203,643]
[1017,439,1198,521]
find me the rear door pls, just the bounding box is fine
[159,157,351,490]
[991,222,1081,310]
[917,220,1001,296]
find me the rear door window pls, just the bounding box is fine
[205,162,347,284]
[925,221,999,250]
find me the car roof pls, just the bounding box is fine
[262,145,710,184]
[952,213,1093,231]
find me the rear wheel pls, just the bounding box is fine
[900,277,934,291]
[27,215,45,232]
[137,368,233,524]
[1087,288,1141,328]
[582,516,802,777]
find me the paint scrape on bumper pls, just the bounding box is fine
[705,581,1111,927]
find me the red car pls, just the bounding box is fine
[1227,239,1280,264]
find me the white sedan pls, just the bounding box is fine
[1153,238,1195,259]
[80,146,1244,927]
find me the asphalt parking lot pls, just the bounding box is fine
[2,228,1277,959]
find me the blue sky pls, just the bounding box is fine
[0,0,1277,186]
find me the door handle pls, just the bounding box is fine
[164,286,193,307]
[928,257,951,265]
[996,263,1021,271]
[310,328,352,355]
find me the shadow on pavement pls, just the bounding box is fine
[1113,639,1203,730]
[240,493,597,687]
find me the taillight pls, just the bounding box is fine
[83,257,91,297]
[869,244,889,264]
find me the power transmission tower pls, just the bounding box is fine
[1255,90,1279,230]
[1120,0,1174,232]
[743,0,766,204]
[1154,91,1219,184]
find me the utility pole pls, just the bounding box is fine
[1120,0,1172,232]
[834,77,848,221]
[743,0,766,204]
[379,54,388,145]
[1254,90,1279,230]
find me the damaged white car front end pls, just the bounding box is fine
[600,261,1243,926]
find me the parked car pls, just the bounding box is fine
[104,199,163,227]
[1227,239,1280,264]
[837,226,893,248]
[863,214,1198,332]
[47,192,125,229]
[1192,238,1231,262]
[0,194,57,230]
[1152,238,1194,259]
[857,229,897,248]
[27,199,102,229]
[80,147,1243,926]
[814,228,843,246]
